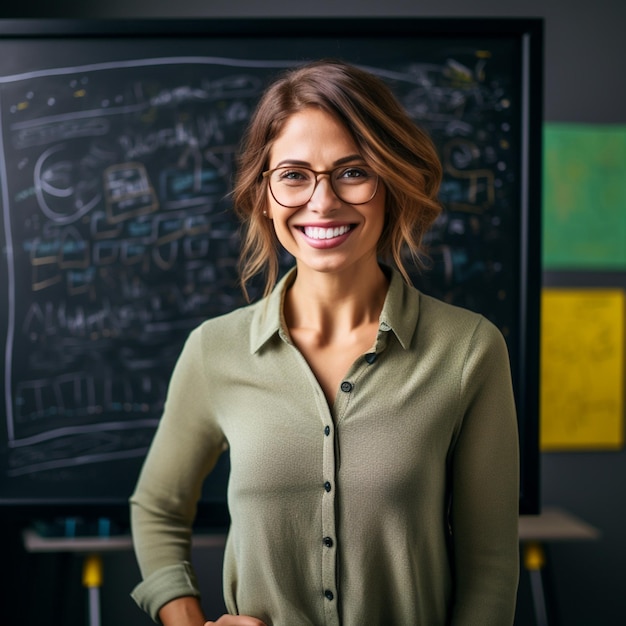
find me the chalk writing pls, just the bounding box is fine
[0,44,520,503]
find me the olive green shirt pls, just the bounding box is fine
[130,267,519,625]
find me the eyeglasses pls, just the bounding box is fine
[262,165,379,208]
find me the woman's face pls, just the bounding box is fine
[265,107,386,278]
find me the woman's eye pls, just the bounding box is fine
[338,167,370,181]
[278,169,310,183]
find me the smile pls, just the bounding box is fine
[301,225,353,240]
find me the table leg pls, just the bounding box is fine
[82,553,103,626]
[523,541,549,626]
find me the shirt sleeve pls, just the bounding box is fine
[129,325,227,622]
[449,317,520,626]
[130,562,201,622]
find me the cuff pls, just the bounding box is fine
[131,561,201,623]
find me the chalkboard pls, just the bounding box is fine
[0,18,542,523]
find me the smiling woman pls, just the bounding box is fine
[130,59,520,626]
[233,60,443,300]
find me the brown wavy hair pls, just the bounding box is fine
[232,59,442,300]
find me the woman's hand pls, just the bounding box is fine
[158,597,267,626]
[205,617,267,626]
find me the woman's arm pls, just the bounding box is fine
[449,318,520,625]
[159,596,206,626]
[131,327,228,619]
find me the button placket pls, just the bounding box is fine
[287,339,342,623]
[321,419,338,624]
[320,362,371,624]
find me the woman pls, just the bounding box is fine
[130,59,519,626]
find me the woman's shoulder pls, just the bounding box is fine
[414,291,511,385]
[416,290,504,346]
[418,290,480,325]
[181,300,262,353]
[197,298,260,332]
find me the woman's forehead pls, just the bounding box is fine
[268,108,359,166]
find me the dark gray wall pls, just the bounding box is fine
[3,0,626,122]
[2,2,625,625]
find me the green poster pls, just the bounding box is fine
[543,124,626,269]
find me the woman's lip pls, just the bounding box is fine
[294,222,354,229]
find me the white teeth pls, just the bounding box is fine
[303,225,351,240]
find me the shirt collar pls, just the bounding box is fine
[249,268,297,354]
[249,265,420,354]
[378,265,420,350]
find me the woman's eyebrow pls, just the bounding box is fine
[273,154,366,169]
[273,159,310,168]
[334,154,366,166]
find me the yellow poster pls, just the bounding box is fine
[541,289,625,450]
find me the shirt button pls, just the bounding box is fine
[323,536,334,548]
[365,352,377,364]
[324,481,332,492]
[340,381,353,393]
[325,590,334,601]
[324,425,330,436]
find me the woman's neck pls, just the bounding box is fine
[285,261,389,343]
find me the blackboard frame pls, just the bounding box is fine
[0,17,542,525]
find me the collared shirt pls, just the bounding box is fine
[130,266,519,625]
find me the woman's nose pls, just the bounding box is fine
[308,175,341,212]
